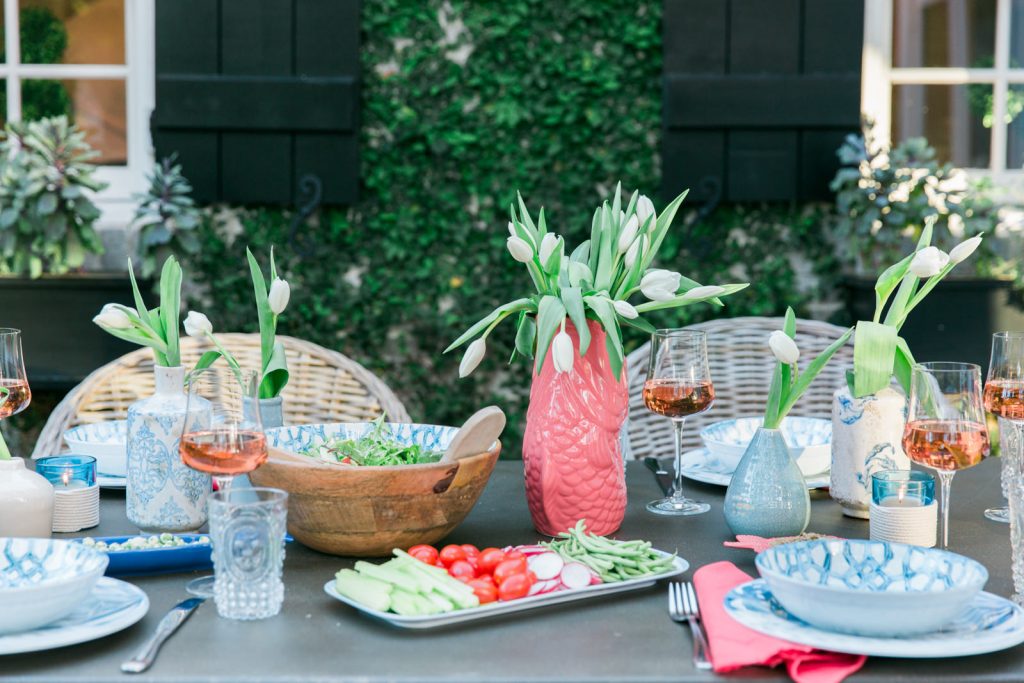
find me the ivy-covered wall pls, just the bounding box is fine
[187,0,837,452]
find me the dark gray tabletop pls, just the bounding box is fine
[2,458,1020,682]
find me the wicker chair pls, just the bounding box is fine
[623,317,853,459]
[32,333,411,459]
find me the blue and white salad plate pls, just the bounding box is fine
[0,577,148,655]
[267,422,457,457]
[725,580,1024,658]
[679,449,830,490]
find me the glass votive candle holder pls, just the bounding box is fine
[35,455,99,533]
[869,469,937,547]
[872,469,935,507]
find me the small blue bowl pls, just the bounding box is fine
[756,539,988,636]
[76,535,213,577]
[700,416,832,474]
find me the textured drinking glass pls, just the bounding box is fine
[643,329,714,516]
[985,332,1024,523]
[903,362,991,549]
[871,469,935,506]
[0,329,30,458]
[209,487,288,620]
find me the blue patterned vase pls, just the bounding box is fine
[723,427,810,537]
[830,385,910,519]
[126,366,212,532]
[243,396,284,429]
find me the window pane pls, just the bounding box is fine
[18,0,124,65]
[1012,0,1024,65]
[893,0,996,68]
[892,84,992,168]
[20,79,126,164]
[1006,86,1024,168]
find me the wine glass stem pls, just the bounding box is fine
[214,474,235,495]
[672,418,686,501]
[937,470,955,549]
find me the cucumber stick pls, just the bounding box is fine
[334,569,392,612]
[335,554,479,616]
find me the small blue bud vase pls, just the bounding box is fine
[244,395,284,429]
[723,427,810,537]
[126,365,212,532]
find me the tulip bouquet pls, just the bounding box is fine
[246,248,290,398]
[849,217,982,397]
[447,185,748,379]
[763,308,854,429]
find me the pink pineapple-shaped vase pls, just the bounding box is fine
[522,320,629,536]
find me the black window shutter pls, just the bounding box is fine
[151,0,360,205]
[662,0,863,203]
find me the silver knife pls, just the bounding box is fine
[121,597,205,674]
[643,457,673,496]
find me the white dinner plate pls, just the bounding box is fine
[679,448,830,490]
[324,552,689,629]
[0,577,149,655]
[97,474,126,490]
[724,580,1024,658]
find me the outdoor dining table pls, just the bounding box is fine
[3,458,1021,682]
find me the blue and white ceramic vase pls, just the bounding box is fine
[724,427,810,537]
[126,365,212,532]
[830,385,910,519]
[243,395,284,429]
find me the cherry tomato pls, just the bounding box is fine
[408,544,438,564]
[438,544,467,567]
[477,548,506,574]
[467,578,498,604]
[460,544,481,559]
[497,573,531,601]
[492,558,528,585]
[448,559,476,581]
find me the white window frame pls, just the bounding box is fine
[0,0,155,227]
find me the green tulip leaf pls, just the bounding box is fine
[534,295,566,374]
[560,286,590,355]
[852,320,898,398]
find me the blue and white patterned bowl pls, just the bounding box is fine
[62,421,128,477]
[756,539,988,637]
[0,538,109,634]
[700,416,831,475]
[264,422,456,459]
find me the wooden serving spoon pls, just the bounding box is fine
[441,406,506,463]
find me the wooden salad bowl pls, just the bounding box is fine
[249,422,501,557]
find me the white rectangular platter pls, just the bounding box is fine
[323,551,688,629]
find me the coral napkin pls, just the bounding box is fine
[692,562,866,683]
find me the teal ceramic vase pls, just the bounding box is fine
[723,427,810,537]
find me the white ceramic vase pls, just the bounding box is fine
[126,366,212,532]
[0,458,54,537]
[830,384,911,518]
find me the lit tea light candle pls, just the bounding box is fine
[59,469,88,490]
[869,469,937,547]
[35,455,99,533]
[878,494,924,508]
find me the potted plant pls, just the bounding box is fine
[0,116,148,389]
[448,184,748,535]
[831,124,1024,369]
[830,220,982,517]
[132,154,203,279]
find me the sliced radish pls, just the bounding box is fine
[560,562,593,590]
[527,578,561,596]
[589,573,603,586]
[511,544,548,556]
[527,552,564,580]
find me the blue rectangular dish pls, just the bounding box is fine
[76,535,213,577]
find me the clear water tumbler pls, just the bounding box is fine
[209,487,288,620]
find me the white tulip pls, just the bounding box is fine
[183,311,213,338]
[623,235,645,269]
[948,235,983,264]
[552,329,574,373]
[459,338,486,378]
[268,277,290,315]
[539,233,560,264]
[636,194,656,227]
[612,299,639,319]
[507,236,534,263]
[640,269,681,301]
[617,215,639,253]
[507,221,516,237]
[908,246,950,278]
[92,304,133,330]
[682,285,727,301]
[769,330,800,365]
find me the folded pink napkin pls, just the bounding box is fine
[692,561,866,683]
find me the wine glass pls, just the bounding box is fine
[0,329,31,455]
[179,366,268,597]
[903,362,991,549]
[644,329,715,516]
[984,331,1024,523]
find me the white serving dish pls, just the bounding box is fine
[62,421,128,477]
[726,580,1024,658]
[0,538,109,635]
[700,416,831,475]
[325,552,688,629]
[755,539,988,637]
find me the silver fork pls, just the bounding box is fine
[668,582,712,671]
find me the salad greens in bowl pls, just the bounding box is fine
[299,415,443,466]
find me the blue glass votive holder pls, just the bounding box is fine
[36,455,97,489]
[872,470,935,507]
